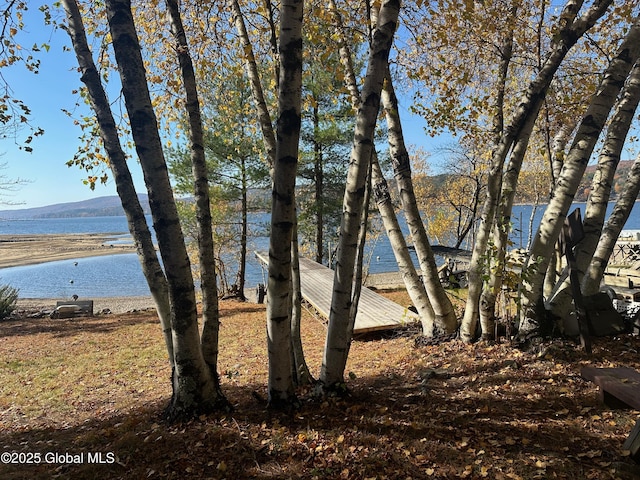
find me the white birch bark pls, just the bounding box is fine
[372,156,437,334]
[459,0,613,342]
[328,0,437,335]
[290,218,313,385]
[266,0,303,407]
[105,0,221,417]
[320,0,401,390]
[583,152,640,294]
[543,124,576,298]
[61,0,173,366]
[519,18,640,338]
[577,62,640,271]
[550,124,576,186]
[548,61,640,317]
[231,0,277,169]
[346,160,373,357]
[232,0,310,389]
[382,71,457,335]
[165,0,224,397]
[479,112,537,339]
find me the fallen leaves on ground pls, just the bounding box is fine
[1,294,639,479]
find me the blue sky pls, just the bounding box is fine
[0,3,147,210]
[0,3,444,211]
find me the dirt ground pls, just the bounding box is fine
[1,296,640,479]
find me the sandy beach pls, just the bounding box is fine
[15,295,157,315]
[0,233,149,314]
[2,232,405,315]
[0,233,136,269]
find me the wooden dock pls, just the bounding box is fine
[255,252,419,334]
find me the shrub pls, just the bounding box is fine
[0,284,19,320]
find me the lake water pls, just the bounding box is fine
[0,203,638,298]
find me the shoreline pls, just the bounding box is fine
[0,233,136,269]
[13,272,407,316]
[15,295,157,315]
[0,233,407,314]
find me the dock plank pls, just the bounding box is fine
[255,253,419,334]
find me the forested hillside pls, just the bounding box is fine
[0,195,150,219]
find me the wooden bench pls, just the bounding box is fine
[581,366,640,461]
[50,300,94,318]
[581,367,640,409]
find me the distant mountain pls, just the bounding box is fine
[575,159,635,202]
[0,195,151,220]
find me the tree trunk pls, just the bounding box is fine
[238,155,248,300]
[290,217,313,385]
[346,159,373,363]
[61,0,173,366]
[234,0,308,396]
[583,152,640,294]
[577,62,640,272]
[320,0,401,391]
[165,0,226,405]
[460,12,515,342]
[382,69,457,335]
[105,0,222,418]
[550,123,575,187]
[519,19,640,338]
[313,103,324,264]
[266,0,303,408]
[460,0,613,341]
[479,112,537,340]
[231,0,276,171]
[547,61,640,318]
[371,154,437,334]
[543,124,575,299]
[328,0,436,335]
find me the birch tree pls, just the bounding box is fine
[576,62,640,273]
[583,152,640,295]
[64,0,229,417]
[382,67,458,335]
[327,0,437,336]
[232,0,313,387]
[60,0,173,365]
[462,0,614,341]
[319,0,401,392]
[230,0,277,171]
[519,17,640,339]
[265,0,304,407]
[164,0,223,382]
[400,0,613,341]
[547,61,640,319]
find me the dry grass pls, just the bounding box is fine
[1,291,640,479]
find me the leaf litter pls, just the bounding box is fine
[1,293,639,479]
